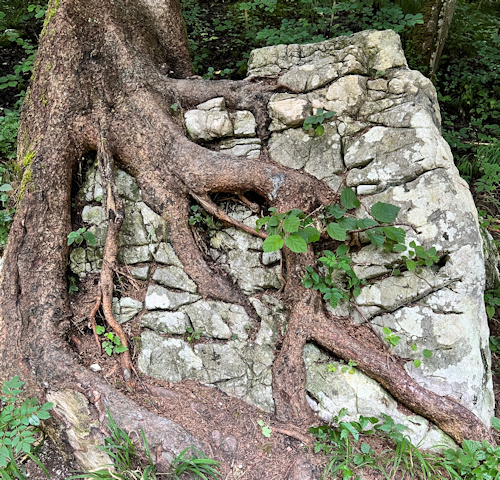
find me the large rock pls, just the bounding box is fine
[75,30,494,441]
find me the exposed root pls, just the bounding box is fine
[97,131,133,385]
[89,293,102,353]
[191,192,266,239]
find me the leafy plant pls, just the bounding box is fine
[0,376,52,479]
[309,408,380,480]
[68,275,79,295]
[67,227,97,247]
[382,327,400,348]
[185,327,203,344]
[189,205,217,229]
[257,419,272,438]
[95,326,128,356]
[303,108,336,136]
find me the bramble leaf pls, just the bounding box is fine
[326,222,347,241]
[262,235,284,252]
[285,234,307,253]
[370,202,400,223]
[340,188,360,209]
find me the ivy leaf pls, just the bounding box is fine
[285,234,307,253]
[340,188,360,209]
[371,202,400,223]
[326,222,347,241]
[262,235,284,252]
[282,215,300,233]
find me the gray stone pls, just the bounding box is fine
[268,94,311,131]
[196,97,226,111]
[303,343,455,451]
[81,205,106,225]
[145,284,199,310]
[141,310,189,335]
[183,300,232,339]
[268,125,343,182]
[112,297,143,324]
[138,202,167,243]
[219,138,261,158]
[130,265,150,280]
[89,364,101,372]
[185,109,233,142]
[231,111,257,137]
[153,266,197,293]
[118,245,152,264]
[138,331,204,382]
[153,242,183,267]
[115,169,142,202]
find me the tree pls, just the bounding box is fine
[0,0,492,473]
[409,0,458,77]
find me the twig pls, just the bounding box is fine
[89,293,102,353]
[191,192,266,239]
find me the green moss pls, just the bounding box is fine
[40,0,60,38]
[17,148,36,201]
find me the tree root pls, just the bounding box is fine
[97,132,133,385]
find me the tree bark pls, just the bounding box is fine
[409,0,457,77]
[0,0,493,474]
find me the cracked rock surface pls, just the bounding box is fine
[71,30,494,445]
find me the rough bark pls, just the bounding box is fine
[410,0,457,77]
[0,0,493,473]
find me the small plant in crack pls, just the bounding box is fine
[185,326,203,344]
[303,108,336,136]
[257,419,272,438]
[189,205,217,229]
[67,227,97,247]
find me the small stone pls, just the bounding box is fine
[153,266,197,293]
[231,111,257,137]
[221,435,238,453]
[141,310,189,334]
[89,364,101,372]
[112,297,143,324]
[196,97,226,111]
[219,138,261,158]
[144,284,199,310]
[153,242,183,267]
[118,245,152,264]
[130,265,150,280]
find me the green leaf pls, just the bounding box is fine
[383,226,405,243]
[413,359,421,368]
[327,204,346,219]
[82,231,97,246]
[297,227,320,243]
[340,188,360,209]
[256,216,270,229]
[423,349,433,358]
[262,235,284,252]
[0,184,12,192]
[366,229,384,247]
[371,202,400,223]
[315,125,324,136]
[491,417,500,431]
[337,216,357,231]
[406,259,417,271]
[392,243,407,252]
[356,218,379,229]
[114,344,128,353]
[382,327,391,335]
[336,244,348,256]
[285,234,307,253]
[282,216,300,233]
[326,222,347,241]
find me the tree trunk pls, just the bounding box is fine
[410,0,457,77]
[0,0,492,474]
